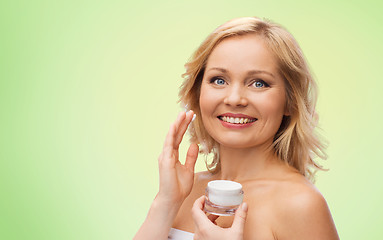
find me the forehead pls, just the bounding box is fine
[206,34,279,74]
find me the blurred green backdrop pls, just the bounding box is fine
[1,0,382,239]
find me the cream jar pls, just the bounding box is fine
[204,180,244,216]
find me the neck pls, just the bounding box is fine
[217,142,282,182]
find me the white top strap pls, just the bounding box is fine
[168,228,194,240]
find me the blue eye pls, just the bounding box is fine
[253,80,268,88]
[212,78,226,85]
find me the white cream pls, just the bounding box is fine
[206,180,243,206]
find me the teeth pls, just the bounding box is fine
[219,116,256,124]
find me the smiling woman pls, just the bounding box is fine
[199,35,288,150]
[180,18,325,179]
[134,17,339,240]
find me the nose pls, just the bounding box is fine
[223,85,248,107]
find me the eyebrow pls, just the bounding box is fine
[206,67,275,77]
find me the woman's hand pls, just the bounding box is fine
[133,111,198,240]
[157,110,199,206]
[192,196,248,240]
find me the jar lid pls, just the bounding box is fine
[207,180,242,195]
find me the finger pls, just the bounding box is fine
[231,202,248,232]
[207,214,219,224]
[173,111,187,134]
[192,196,214,228]
[174,110,194,147]
[185,143,199,171]
[162,112,186,161]
[160,123,176,164]
[163,112,185,147]
[167,112,187,152]
[157,152,163,165]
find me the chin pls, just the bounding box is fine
[213,133,275,150]
[216,139,258,149]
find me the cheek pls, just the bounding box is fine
[259,92,287,118]
[199,87,208,116]
[199,85,217,116]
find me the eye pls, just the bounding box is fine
[252,80,269,88]
[211,77,226,85]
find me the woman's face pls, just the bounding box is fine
[199,34,288,149]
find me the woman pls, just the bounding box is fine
[134,17,339,240]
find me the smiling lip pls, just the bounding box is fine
[218,113,257,129]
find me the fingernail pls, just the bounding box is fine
[192,114,196,121]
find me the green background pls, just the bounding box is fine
[1,0,382,239]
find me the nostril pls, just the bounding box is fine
[239,97,248,106]
[224,93,246,106]
[224,95,247,106]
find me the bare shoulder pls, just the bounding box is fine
[272,175,339,240]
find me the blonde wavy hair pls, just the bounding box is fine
[179,17,326,180]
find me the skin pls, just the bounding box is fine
[134,34,339,240]
[173,35,339,239]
